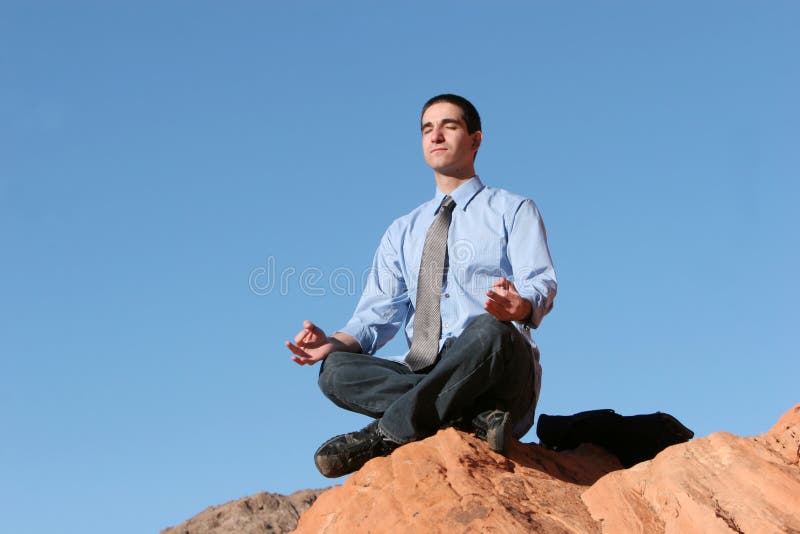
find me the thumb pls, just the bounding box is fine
[303,320,324,337]
[494,277,509,289]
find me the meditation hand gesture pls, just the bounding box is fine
[484,277,532,323]
[285,320,337,366]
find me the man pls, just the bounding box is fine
[285,94,557,478]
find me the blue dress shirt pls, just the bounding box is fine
[340,176,557,363]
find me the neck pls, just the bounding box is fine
[434,171,475,195]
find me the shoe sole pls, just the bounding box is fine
[486,411,512,453]
[313,422,397,478]
[314,453,345,478]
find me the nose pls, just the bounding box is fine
[429,125,445,143]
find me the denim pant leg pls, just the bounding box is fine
[379,313,536,444]
[318,352,424,418]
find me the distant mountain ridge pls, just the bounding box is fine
[161,488,325,534]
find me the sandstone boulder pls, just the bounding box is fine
[295,404,800,533]
[582,404,800,533]
[293,429,622,533]
[164,404,800,534]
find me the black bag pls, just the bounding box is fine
[536,409,694,468]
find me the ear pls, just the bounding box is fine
[471,131,483,151]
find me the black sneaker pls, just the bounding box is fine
[314,420,399,478]
[471,409,513,454]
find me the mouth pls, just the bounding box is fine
[430,147,447,154]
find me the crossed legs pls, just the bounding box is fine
[318,314,537,444]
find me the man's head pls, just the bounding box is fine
[421,94,482,134]
[420,94,483,180]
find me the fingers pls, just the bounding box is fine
[493,277,510,290]
[293,328,308,346]
[285,339,327,366]
[286,341,315,366]
[285,340,309,359]
[483,299,510,321]
[493,277,521,294]
[303,320,326,338]
[486,286,512,321]
[486,289,511,307]
[292,353,322,365]
[294,320,322,346]
[486,280,526,321]
[286,319,331,367]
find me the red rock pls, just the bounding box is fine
[295,405,800,533]
[293,428,622,533]
[165,405,800,534]
[582,403,800,533]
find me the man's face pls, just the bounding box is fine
[421,102,482,177]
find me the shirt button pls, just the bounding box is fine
[443,322,449,328]
[444,293,450,298]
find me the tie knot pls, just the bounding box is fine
[440,196,456,212]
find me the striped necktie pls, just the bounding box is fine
[406,195,456,371]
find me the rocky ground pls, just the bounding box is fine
[164,403,800,533]
[161,489,325,534]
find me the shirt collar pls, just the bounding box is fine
[432,176,485,214]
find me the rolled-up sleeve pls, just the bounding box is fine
[339,224,410,355]
[507,199,557,329]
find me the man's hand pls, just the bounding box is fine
[285,320,338,366]
[484,277,532,322]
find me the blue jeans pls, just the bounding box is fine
[318,314,538,444]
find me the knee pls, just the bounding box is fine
[317,352,356,398]
[317,351,350,397]
[461,314,524,361]
[468,313,516,340]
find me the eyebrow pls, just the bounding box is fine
[421,117,463,132]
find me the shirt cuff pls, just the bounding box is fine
[516,292,551,330]
[337,319,374,355]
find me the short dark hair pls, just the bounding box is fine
[421,94,482,134]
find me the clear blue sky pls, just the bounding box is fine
[1,2,797,533]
